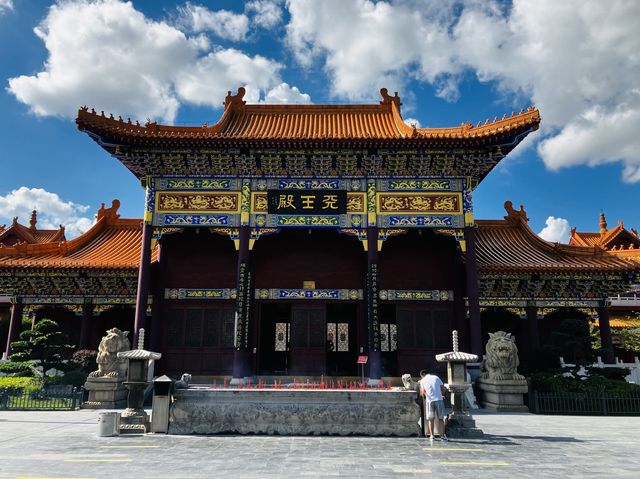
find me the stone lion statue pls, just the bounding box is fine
[480,331,524,380]
[89,328,130,378]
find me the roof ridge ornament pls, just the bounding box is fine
[224,87,247,109]
[379,88,401,109]
[599,211,608,234]
[96,199,121,222]
[29,210,37,231]
[503,200,529,223]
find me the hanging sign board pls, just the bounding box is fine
[267,190,347,215]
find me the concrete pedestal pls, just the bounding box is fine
[82,377,127,409]
[476,377,529,412]
[169,388,421,436]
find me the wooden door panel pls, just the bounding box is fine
[290,307,326,375]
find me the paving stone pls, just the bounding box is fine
[0,409,638,478]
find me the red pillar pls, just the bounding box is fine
[4,298,23,359]
[233,225,252,379]
[134,220,153,347]
[366,226,381,381]
[598,305,614,364]
[464,226,483,356]
[79,301,93,349]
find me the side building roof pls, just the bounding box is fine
[0,200,154,270]
[570,211,640,262]
[476,202,639,274]
[0,210,66,247]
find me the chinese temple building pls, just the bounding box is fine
[1,88,638,378]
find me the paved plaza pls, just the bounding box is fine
[0,409,639,478]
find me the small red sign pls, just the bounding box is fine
[357,355,368,364]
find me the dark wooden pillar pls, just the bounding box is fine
[366,226,381,381]
[526,304,540,352]
[464,226,483,356]
[79,301,93,349]
[598,305,614,364]
[133,220,153,347]
[233,225,252,379]
[4,298,23,359]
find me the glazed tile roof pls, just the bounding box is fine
[476,202,638,273]
[608,315,640,328]
[0,211,65,247]
[76,87,540,145]
[570,212,640,264]
[0,200,154,270]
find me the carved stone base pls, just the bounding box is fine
[446,411,484,438]
[82,377,127,409]
[476,377,529,412]
[120,408,149,434]
[170,388,421,436]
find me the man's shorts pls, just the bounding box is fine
[426,399,445,420]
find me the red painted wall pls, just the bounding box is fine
[252,230,366,289]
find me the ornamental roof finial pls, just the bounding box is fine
[29,210,37,231]
[503,200,528,223]
[379,88,401,109]
[599,211,608,235]
[224,87,246,109]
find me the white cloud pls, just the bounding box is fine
[263,82,311,103]
[175,49,282,107]
[403,117,421,128]
[0,187,94,238]
[246,0,283,29]
[284,0,640,181]
[7,0,309,123]
[8,0,201,121]
[177,3,249,41]
[0,0,13,15]
[538,216,571,243]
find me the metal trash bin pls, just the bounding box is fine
[151,375,173,433]
[98,411,121,437]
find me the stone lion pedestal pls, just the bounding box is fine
[476,331,528,412]
[476,378,528,412]
[83,377,128,409]
[82,328,130,409]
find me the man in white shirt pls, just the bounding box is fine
[419,369,448,442]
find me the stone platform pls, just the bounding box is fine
[169,387,421,436]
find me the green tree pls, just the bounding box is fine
[551,318,593,363]
[9,319,74,379]
[616,328,640,354]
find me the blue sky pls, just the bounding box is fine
[1,0,638,240]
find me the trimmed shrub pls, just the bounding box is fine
[0,376,40,395]
[0,360,37,377]
[531,372,640,394]
[54,370,88,388]
[586,366,631,381]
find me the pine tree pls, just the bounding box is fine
[9,319,74,378]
